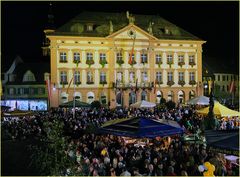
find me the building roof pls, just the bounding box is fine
[8,62,50,85]
[48,11,202,41]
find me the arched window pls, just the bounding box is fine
[87,92,95,104]
[23,70,36,82]
[178,90,185,103]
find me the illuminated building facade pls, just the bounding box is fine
[45,11,206,108]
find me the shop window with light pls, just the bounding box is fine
[141,53,148,64]
[156,72,162,84]
[60,52,67,63]
[73,52,80,63]
[141,72,148,83]
[87,71,94,84]
[129,72,135,83]
[100,72,107,84]
[60,71,68,85]
[74,71,81,85]
[155,54,162,65]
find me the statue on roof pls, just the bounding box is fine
[148,21,154,35]
[109,20,113,34]
[126,11,135,24]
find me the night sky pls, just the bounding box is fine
[2,1,239,73]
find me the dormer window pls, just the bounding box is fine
[23,70,36,82]
[86,23,93,31]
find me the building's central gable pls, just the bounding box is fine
[107,24,157,41]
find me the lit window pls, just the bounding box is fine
[167,54,173,63]
[60,52,67,62]
[156,72,162,82]
[141,53,148,64]
[168,72,173,81]
[178,55,184,62]
[73,53,80,63]
[100,72,107,83]
[74,71,81,84]
[86,24,93,31]
[23,70,36,82]
[60,71,67,84]
[129,72,135,83]
[189,72,195,81]
[189,55,195,63]
[179,72,184,81]
[117,72,123,82]
[86,52,93,61]
[87,71,93,84]
[155,54,162,64]
[142,72,148,82]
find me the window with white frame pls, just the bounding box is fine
[189,72,195,81]
[156,72,162,82]
[168,72,173,81]
[189,55,195,63]
[60,52,67,62]
[179,72,184,81]
[167,54,173,63]
[129,72,135,83]
[141,53,148,64]
[142,71,148,82]
[100,72,107,83]
[60,71,67,83]
[87,71,93,83]
[178,55,184,62]
[74,71,81,84]
[73,52,80,63]
[155,54,162,64]
[99,53,106,62]
[86,52,93,61]
[116,53,123,61]
[117,71,123,82]
[128,53,135,61]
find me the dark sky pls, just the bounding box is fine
[2,1,239,73]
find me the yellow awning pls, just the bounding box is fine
[197,102,240,117]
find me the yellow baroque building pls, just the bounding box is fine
[45,11,206,108]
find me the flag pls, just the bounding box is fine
[229,81,235,93]
[45,78,51,101]
[66,77,73,94]
[128,36,136,65]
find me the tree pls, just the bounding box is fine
[30,119,76,175]
[165,100,176,110]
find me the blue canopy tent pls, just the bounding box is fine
[205,130,239,156]
[98,117,184,138]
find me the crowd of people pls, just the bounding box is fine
[1,105,239,176]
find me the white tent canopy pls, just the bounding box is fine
[130,100,156,108]
[187,96,210,105]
